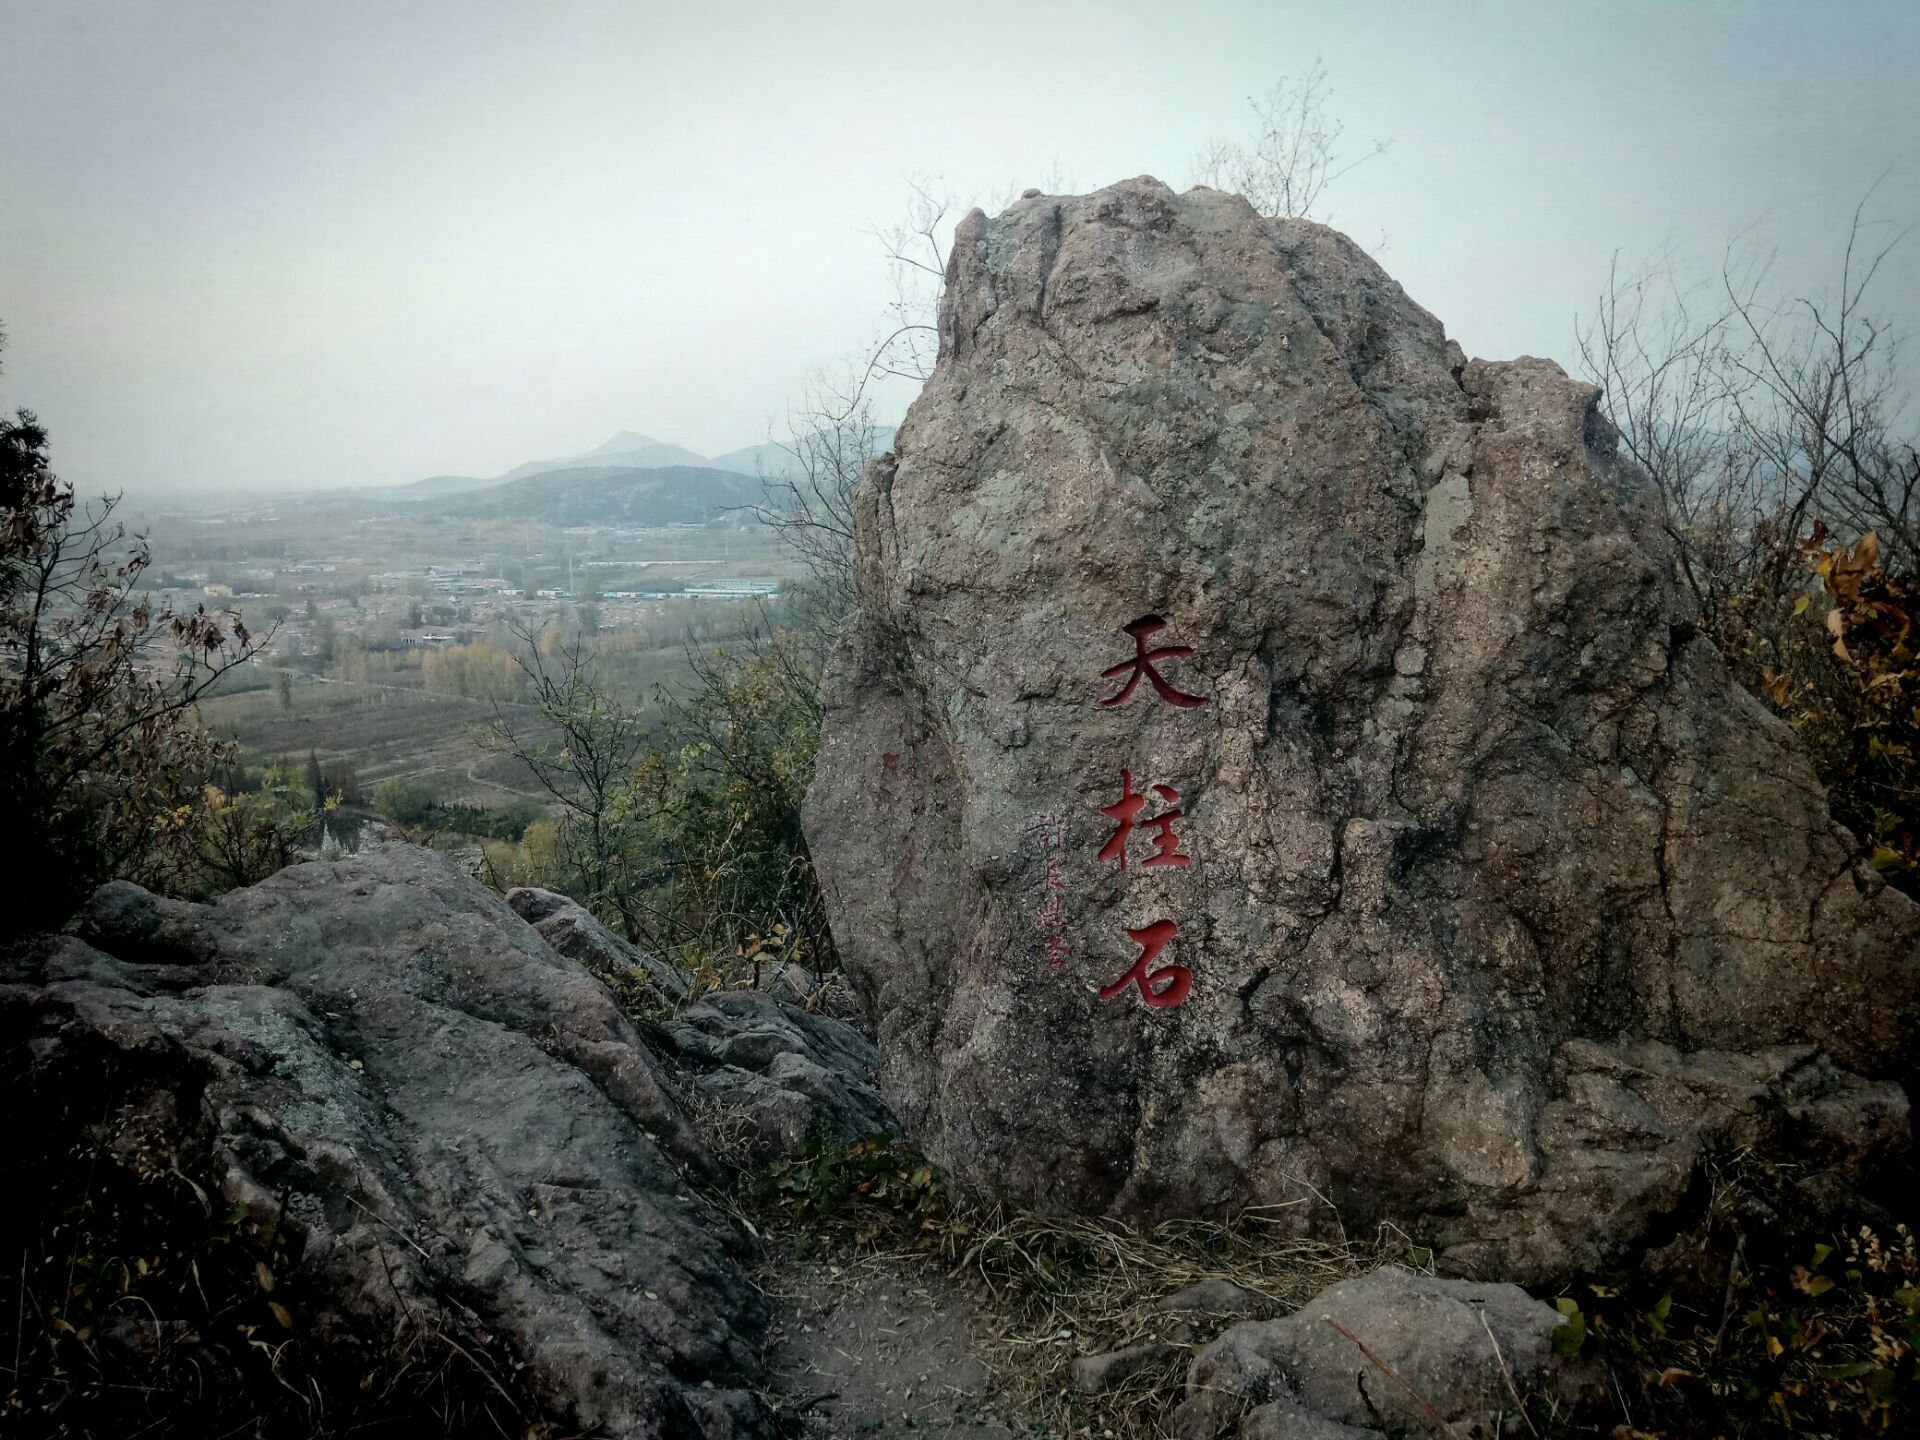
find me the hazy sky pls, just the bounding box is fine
[2,0,1915,496]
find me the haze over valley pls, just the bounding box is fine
[126,423,861,832]
[5,6,1919,1437]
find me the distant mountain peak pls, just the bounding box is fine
[589,430,664,455]
[397,422,899,498]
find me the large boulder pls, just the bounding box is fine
[803,177,1920,1280]
[5,845,768,1439]
[1172,1267,1594,1439]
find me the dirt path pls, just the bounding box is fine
[759,1246,1031,1439]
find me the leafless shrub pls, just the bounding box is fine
[1581,195,1920,883]
[744,370,883,615]
[1192,59,1388,221]
[478,619,665,946]
[1579,192,1916,622]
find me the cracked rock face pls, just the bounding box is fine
[803,177,1920,1280]
[507,884,694,1004]
[7,846,768,1439]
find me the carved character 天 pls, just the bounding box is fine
[1098,615,1207,709]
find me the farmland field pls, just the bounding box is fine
[199,673,557,808]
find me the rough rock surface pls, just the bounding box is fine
[804,176,1920,1279]
[508,884,693,1004]
[1172,1267,1592,1439]
[1150,1278,1264,1318]
[660,989,898,1160]
[5,846,767,1439]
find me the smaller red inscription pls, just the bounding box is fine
[1099,918,1193,1009]
[1035,861,1068,931]
[1030,811,1071,970]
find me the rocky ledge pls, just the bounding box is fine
[2,843,893,1439]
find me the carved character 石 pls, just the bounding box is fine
[1099,918,1192,1008]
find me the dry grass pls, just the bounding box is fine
[729,1146,1419,1440]
[956,1213,1413,1436]
[943,1208,1408,1440]
[680,1086,764,1170]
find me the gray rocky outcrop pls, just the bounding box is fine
[1150,1278,1264,1318]
[1069,1339,1181,1395]
[803,176,1920,1280]
[6,845,767,1439]
[500,886,893,1159]
[660,989,898,1161]
[508,884,693,1004]
[1172,1267,1594,1439]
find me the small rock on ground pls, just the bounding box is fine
[1069,1340,1181,1395]
[1149,1278,1264,1317]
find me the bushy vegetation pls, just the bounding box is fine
[1546,1153,1920,1438]
[157,766,321,897]
[367,775,543,842]
[419,638,525,701]
[476,617,835,975]
[0,329,270,937]
[630,624,832,963]
[433,796,543,840]
[1723,526,1918,875]
[1582,212,1918,891]
[370,775,439,827]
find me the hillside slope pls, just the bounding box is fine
[440,463,761,525]
[503,433,726,481]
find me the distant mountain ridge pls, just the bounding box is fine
[390,425,899,498]
[709,427,896,481]
[437,464,762,527]
[379,431,748,502]
[397,473,501,497]
[502,433,717,481]
[374,426,900,526]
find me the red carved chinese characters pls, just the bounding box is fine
[1091,615,1206,1010]
[1099,615,1208,710]
[1098,919,1192,1008]
[1097,770,1192,871]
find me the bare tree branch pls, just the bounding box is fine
[1191,59,1388,221]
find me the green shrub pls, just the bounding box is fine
[371,776,438,828]
[1553,1226,1919,1436]
[629,624,833,970]
[0,341,261,934]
